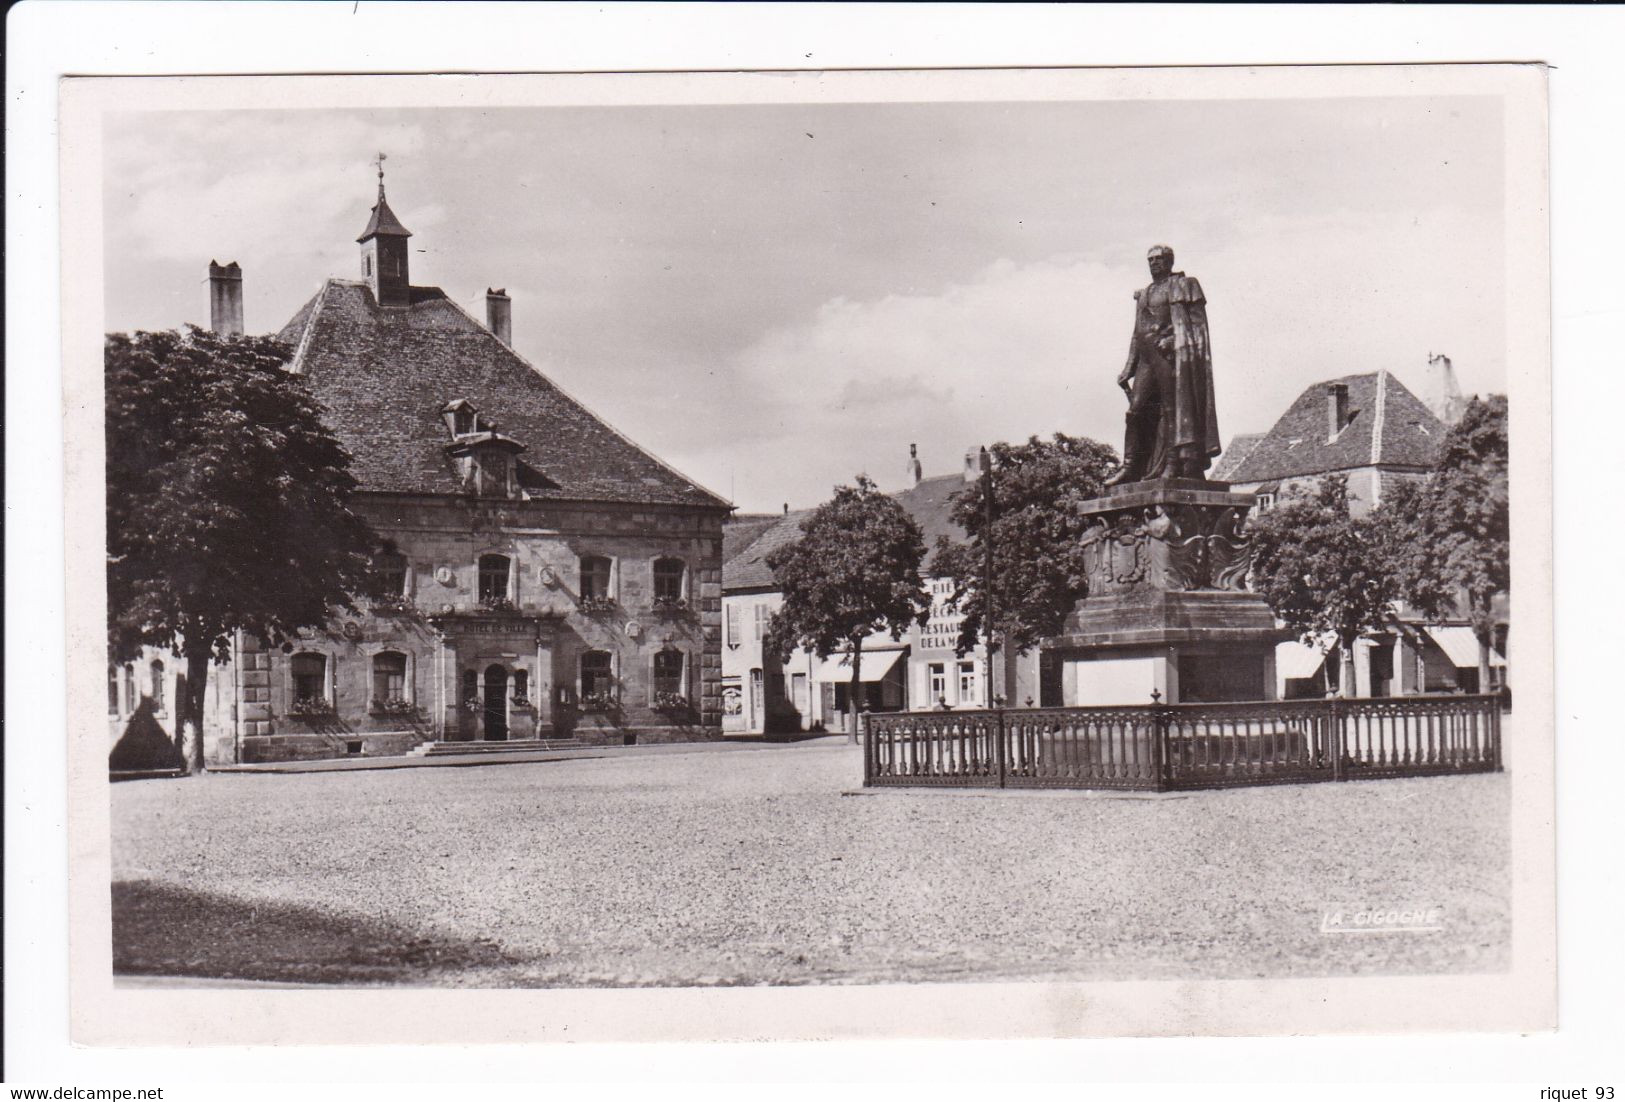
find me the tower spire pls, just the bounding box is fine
[357,153,412,306]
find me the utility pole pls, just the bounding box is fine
[981,445,1005,786]
[979,446,996,707]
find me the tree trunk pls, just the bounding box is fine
[1339,636,1358,699]
[1472,601,1495,695]
[847,640,863,745]
[182,649,211,773]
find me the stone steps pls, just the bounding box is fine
[405,738,583,758]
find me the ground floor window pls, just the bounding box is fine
[108,665,119,715]
[581,650,615,705]
[928,662,947,705]
[653,649,685,697]
[150,659,165,712]
[291,653,328,706]
[123,662,136,714]
[512,669,530,704]
[372,652,407,709]
[958,661,979,706]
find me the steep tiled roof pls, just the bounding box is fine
[723,509,816,591]
[722,516,781,565]
[890,472,971,551]
[277,280,729,509]
[722,473,975,592]
[1225,372,1444,484]
[1210,433,1266,482]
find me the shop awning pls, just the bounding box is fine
[1276,639,1330,681]
[1426,626,1506,668]
[815,646,907,684]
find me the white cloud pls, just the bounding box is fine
[720,201,1505,510]
[723,255,1129,506]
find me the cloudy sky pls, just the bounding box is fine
[103,95,1506,511]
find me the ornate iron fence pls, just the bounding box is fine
[863,695,1502,791]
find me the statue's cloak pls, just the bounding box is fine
[1167,274,1222,466]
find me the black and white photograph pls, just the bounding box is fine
[48,57,1557,1054]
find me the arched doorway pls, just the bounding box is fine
[483,664,509,741]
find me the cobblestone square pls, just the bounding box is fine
[111,741,1511,987]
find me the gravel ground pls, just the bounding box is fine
[111,741,1510,987]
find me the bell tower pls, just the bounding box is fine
[357,152,413,307]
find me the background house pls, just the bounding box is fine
[719,446,1032,736]
[1218,358,1506,699]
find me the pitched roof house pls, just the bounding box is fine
[718,448,1033,736]
[1223,370,1446,515]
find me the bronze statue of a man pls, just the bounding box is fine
[1103,245,1222,487]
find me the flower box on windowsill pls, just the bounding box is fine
[651,596,689,616]
[578,595,617,615]
[369,696,417,716]
[477,596,518,613]
[288,698,336,719]
[509,696,533,709]
[578,691,618,713]
[653,691,691,714]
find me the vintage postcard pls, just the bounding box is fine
[59,63,1553,1045]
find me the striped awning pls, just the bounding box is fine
[815,646,907,684]
[1276,639,1331,681]
[1426,626,1506,668]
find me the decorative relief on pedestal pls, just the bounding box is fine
[1079,513,1150,593]
[1079,498,1255,596]
[1153,504,1253,593]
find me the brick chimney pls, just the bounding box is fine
[1325,382,1350,439]
[486,288,512,345]
[208,260,244,337]
[907,443,923,486]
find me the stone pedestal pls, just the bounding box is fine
[1044,478,1284,705]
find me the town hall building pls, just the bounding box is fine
[113,172,731,766]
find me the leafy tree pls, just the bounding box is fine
[764,475,930,741]
[930,433,1118,660]
[1248,476,1401,697]
[1387,395,1510,691]
[106,326,380,770]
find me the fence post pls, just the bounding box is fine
[862,711,874,784]
[1150,703,1169,791]
[995,707,1007,788]
[1491,697,1504,773]
[1329,697,1346,781]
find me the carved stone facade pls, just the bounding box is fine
[223,495,724,764]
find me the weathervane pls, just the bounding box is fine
[373,151,387,196]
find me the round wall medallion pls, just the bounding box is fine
[625,621,642,638]
[435,566,454,585]
[342,621,363,640]
[441,602,454,615]
[539,565,558,587]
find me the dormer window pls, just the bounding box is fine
[443,398,481,437]
[442,402,526,498]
